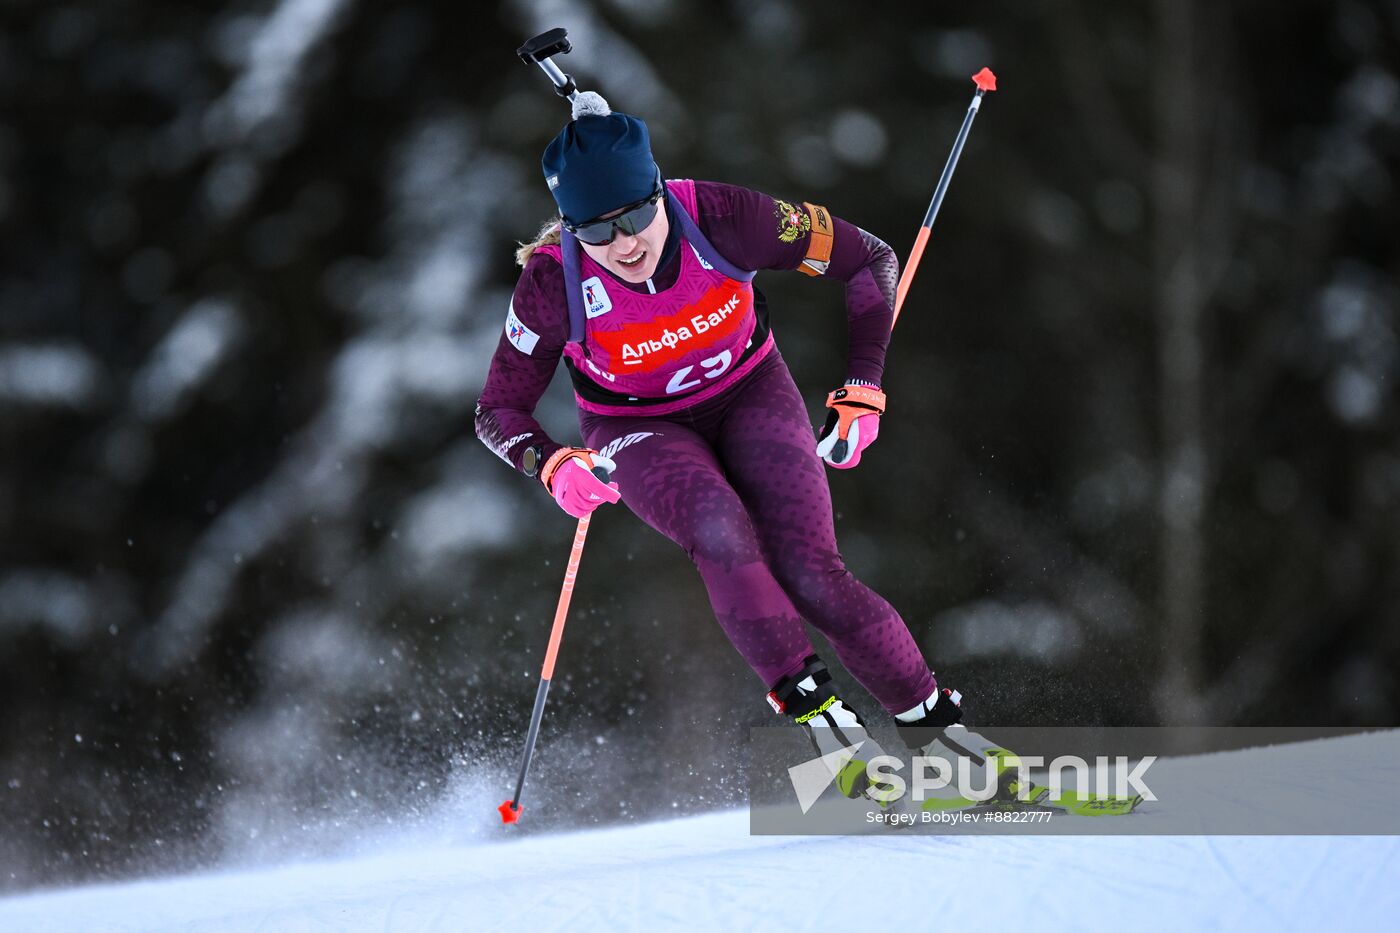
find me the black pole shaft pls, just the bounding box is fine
[509,677,553,810]
[918,90,986,229]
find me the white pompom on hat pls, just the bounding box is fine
[570,91,612,120]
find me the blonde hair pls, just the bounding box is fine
[515,217,563,267]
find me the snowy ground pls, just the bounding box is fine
[3,735,1398,932]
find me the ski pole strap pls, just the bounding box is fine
[797,202,834,277]
[826,384,885,412]
[539,446,594,492]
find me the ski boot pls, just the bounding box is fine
[767,655,906,809]
[897,686,1143,815]
[895,685,1044,809]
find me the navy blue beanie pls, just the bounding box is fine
[542,92,659,225]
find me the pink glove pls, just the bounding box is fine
[815,384,885,469]
[540,447,620,518]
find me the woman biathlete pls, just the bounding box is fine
[475,93,964,768]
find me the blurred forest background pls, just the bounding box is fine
[1,0,1397,893]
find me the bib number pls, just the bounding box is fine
[665,350,733,395]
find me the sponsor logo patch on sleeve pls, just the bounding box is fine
[505,300,540,355]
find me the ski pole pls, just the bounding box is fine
[892,67,998,329]
[499,466,610,825]
[497,27,597,827]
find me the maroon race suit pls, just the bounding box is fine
[475,180,937,714]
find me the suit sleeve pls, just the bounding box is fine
[693,180,898,386]
[474,256,571,476]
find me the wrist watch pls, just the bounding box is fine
[521,444,545,477]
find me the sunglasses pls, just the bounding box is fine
[564,184,666,246]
